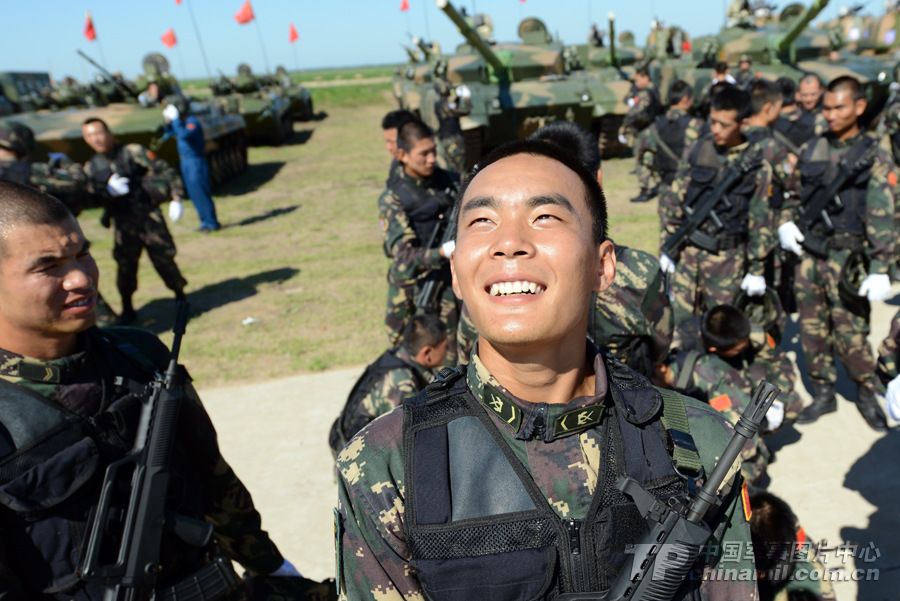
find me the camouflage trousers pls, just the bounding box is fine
[112,209,187,300]
[670,244,746,327]
[438,134,466,176]
[876,308,900,385]
[747,345,805,420]
[456,303,477,366]
[634,129,658,192]
[795,249,878,396]
[384,275,460,365]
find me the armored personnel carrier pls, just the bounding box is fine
[209,64,294,145]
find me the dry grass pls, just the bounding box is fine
[80,92,655,387]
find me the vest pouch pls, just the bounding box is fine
[799,160,828,183]
[688,166,717,187]
[0,428,100,516]
[416,544,558,601]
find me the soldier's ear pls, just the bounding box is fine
[593,240,616,293]
[854,98,867,118]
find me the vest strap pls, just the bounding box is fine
[658,388,702,476]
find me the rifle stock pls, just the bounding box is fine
[415,198,459,312]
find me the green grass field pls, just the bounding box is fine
[80,76,655,387]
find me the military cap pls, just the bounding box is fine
[739,53,752,63]
[0,121,35,157]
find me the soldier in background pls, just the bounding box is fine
[377,120,458,359]
[735,54,755,90]
[661,84,774,325]
[796,73,828,136]
[620,66,661,203]
[774,76,817,155]
[328,314,447,455]
[380,109,415,179]
[779,76,893,430]
[432,61,472,176]
[81,117,187,325]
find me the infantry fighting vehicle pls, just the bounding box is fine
[0,53,249,187]
[209,64,294,145]
[274,65,315,122]
[395,0,635,162]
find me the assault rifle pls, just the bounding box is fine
[79,302,232,600]
[415,197,459,313]
[796,138,878,258]
[559,381,779,601]
[661,148,761,257]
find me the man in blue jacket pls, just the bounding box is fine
[162,96,221,232]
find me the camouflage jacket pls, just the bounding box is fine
[0,157,86,214]
[83,143,184,212]
[335,352,758,600]
[743,124,795,229]
[356,347,433,424]
[0,327,283,596]
[377,167,453,287]
[645,107,703,162]
[591,245,672,372]
[621,85,661,135]
[786,132,896,275]
[661,135,775,275]
[877,308,900,385]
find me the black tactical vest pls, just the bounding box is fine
[402,358,696,600]
[392,168,456,244]
[799,135,875,240]
[773,111,816,150]
[0,159,32,185]
[653,113,693,184]
[684,136,760,240]
[328,349,428,455]
[87,145,153,215]
[0,330,214,598]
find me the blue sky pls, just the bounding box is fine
[0,0,859,80]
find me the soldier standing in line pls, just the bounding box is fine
[81,117,187,325]
[432,61,472,177]
[378,120,458,359]
[796,73,829,136]
[774,77,818,154]
[660,84,774,326]
[735,54,755,90]
[328,314,447,455]
[876,309,900,428]
[638,80,704,225]
[336,138,759,600]
[778,76,893,430]
[380,109,416,188]
[619,66,662,203]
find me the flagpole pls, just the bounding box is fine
[253,19,272,74]
[175,44,189,81]
[423,1,432,39]
[184,0,213,79]
[291,43,300,72]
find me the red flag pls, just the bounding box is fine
[175,0,182,4]
[84,12,97,42]
[289,23,299,43]
[234,0,255,25]
[400,0,410,12]
[161,28,177,48]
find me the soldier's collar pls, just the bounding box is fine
[466,346,612,442]
[0,335,91,384]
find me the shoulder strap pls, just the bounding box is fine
[657,388,702,476]
[675,350,701,392]
[97,329,161,376]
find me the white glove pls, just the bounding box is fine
[777,221,805,257]
[168,199,184,222]
[886,375,900,425]
[659,253,676,275]
[455,84,471,99]
[106,173,130,197]
[765,399,785,431]
[617,133,628,145]
[162,104,180,122]
[740,273,767,297]
[440,239,456,258]
[269,559,302,578]
[858,273,892,301]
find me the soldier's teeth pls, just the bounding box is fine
[513,281,523,294]
[529,282,537,294]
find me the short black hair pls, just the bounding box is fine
[667,79,693,106]
[402,313,447,354]
[397,119,433,152]
[382,109,416,131]
[82,116,110,131]
[710,84,752,120]
[0,181,75,257]
[701,304,750,350]
[528,121,601,174]
[775,76,797,106]
[714,61,729,74]
[799,72,824,89]
[750,79,781,116]
[749,491,797,574]
[459,138,608,244]
[828,75,865,101]
[635,66,650,78]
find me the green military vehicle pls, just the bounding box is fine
[0,54,249,188]
[0,71,54,113]
[274,65,315,122]
[395,0,635,163]
[210,64,294,145]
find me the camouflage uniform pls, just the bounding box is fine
[590,245,673,376]
[638,108,703,221]
[787,133,895,401]
[621,84,661,194]
[876,308,900,385]
[455,303,477,366]
[433,80,471,176]
[662,134,774,326]
[0,326,284,596]
[378,166,459,362]
[335,352,758,600]
[355,348,433,428]
[84,143,188,308]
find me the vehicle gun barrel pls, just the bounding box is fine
[776,0,830,59]
[435,0,508,80]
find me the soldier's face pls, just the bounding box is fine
[823,89,866,138]
[451,154,615,350]
[400,136,437,178]
[383,127,399,159]
[634,73,650,89]
[709,108,742,147]
[82,122,114,154]
[0,217,99,357]
[797,80,823,111]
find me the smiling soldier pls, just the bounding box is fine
[335,140,758,600]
